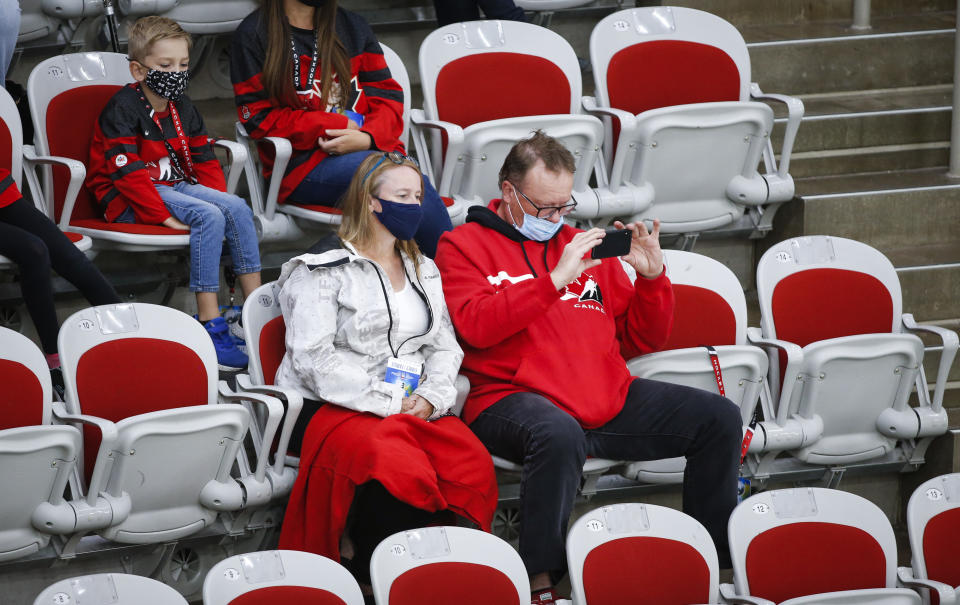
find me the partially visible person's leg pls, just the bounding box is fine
[0,215,59,354]
[348,480,439,584]
[172,183,261,292]
[585,378,742,562]
[0,198,119,309]
[477,0,527,21]
[287,150,378,206]
[156,185,248,369]
[434,0,482,26]
[470,393,586,585]
[0,0,21,85]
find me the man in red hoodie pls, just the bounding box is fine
[435,132,741,604]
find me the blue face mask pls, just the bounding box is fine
[374,197,423,241]
[509,191,563,241]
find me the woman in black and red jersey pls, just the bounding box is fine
[230,0,453,258]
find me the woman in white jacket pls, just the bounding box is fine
[274,152,496,597]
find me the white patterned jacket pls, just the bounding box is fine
[274,236,463,419]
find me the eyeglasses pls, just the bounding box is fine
[511,183,578,220]
[360,151,420,185]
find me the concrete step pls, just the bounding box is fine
[770,85,952,154]
[748,17,955,96]
[669,0,955,28]
[774,183,960,256]
[788,143,950,178]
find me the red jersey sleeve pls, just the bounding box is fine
[0,169,22,208]
[608,261,675,359]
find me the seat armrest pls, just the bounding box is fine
[22,145,86,228]
[52,402,119,506]
[750,83,804,177]
[581,96,638,130]
[719,583,776,605]
[902,313,959,412]
[218,381,284,483]
[409,109,464,189]
[582,96,640,188]
[898,566,958,604]
[746,327,803,423]
[212,138,248,195]
[255,136,293,220]
[235,374,303,475]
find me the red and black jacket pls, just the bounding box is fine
[86,84,226,224]
[230,8,404,204]
[436,201,675,429]
[0,168,22,209]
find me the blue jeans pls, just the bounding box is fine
[470,378,742,577]
[118,183,261,292]
[287,150,452,258]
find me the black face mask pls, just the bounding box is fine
[143,69,189,102]
[297,0,327,6]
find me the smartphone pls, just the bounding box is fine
[591,228,632,259]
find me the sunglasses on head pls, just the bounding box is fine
[360,151,419,185]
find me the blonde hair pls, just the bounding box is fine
[338,153,424,272]
[128,16,192,63]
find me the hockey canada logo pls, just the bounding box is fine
[241,105,251,120]
[561,274,604,312]
[114,154,128,168]
[145,157,184,182]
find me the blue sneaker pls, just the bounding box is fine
[202,316,248,371]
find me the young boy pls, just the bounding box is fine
[87,16,261,370]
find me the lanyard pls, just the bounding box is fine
[136,84,196,184]
[703,345,760,466]
[290,33,319,92]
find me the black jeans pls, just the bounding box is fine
[434,0,527,26]
[470,377,741,577]
[0,197,120,353]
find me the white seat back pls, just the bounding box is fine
[0,328,80,563]
[203,549,364,605]
[34,573,189,605]
[242,282,284,387]
[417,20,601,208]
[58,303,250,543]
[370,526,529,604]
[17,0,59,43]
[780,589,921,605]
[154,1,257,34]
[905,473,960,591]
[730,488,898,603]
[756,236,932,464]
[381,42,411,150]
[624,250,765,483]
[589,7,786,232]
[566,503,719,604]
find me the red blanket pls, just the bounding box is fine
[278,405,498,559]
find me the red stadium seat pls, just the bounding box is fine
[413,19,602,223]
[585,7,803,238]
[725,487,919,605]
[203,549,363,605]
[370,526,529,605]
[56,302,258,544]
[0,327,81,563]
[623,249,767,484]
[0,78,92,268]
[566,502,726,605]
[899,473,960,605]
[751,236,952,472]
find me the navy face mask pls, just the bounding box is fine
[374,197,423,241]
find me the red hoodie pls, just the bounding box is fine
[435,200,675,429]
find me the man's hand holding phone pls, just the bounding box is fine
[616,219,664,279]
